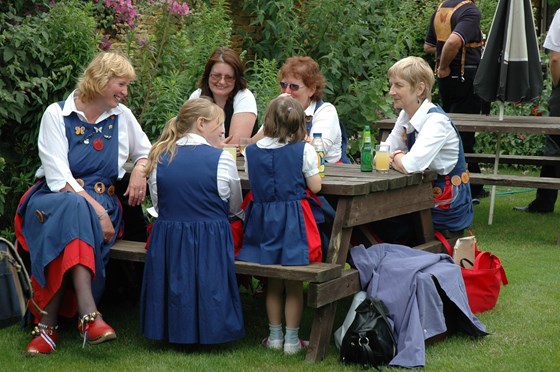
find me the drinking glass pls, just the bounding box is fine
[224,146,237,162]
[375,144,390,173]
[239,137,252,154]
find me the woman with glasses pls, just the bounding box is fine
[278,57,342,163]
[189,47,258,145]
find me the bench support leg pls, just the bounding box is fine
[305,303,337,362]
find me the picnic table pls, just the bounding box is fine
[112,162,439,361]
[375,113,560,226]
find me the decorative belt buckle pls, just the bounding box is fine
[451,175,462,186]
[107,185,115,196]
[76,178,85,188]
[94,182,105,194]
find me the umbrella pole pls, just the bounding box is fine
[488,102,504,225]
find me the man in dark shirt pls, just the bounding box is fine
[424,0,486,201]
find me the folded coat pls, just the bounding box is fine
[350,243,487,368]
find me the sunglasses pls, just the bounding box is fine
[210,73,235,83]
[279,82,302,91]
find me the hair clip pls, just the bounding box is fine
[287,107,293,113]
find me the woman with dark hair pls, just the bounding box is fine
[189,47,258,144]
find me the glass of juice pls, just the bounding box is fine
[239,138,251,155]
[375,143,390,174]
[224,146,237,162]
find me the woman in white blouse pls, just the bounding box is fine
[189,47,258,145]
[385,56,473,234]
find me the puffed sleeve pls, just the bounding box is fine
[38,102,83,192]
[217,151,244,220]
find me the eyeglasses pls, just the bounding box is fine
[280,82,302,91]
[209,73,235,83]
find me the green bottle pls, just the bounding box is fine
[360,125,373,172]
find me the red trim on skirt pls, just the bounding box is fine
[28,239,96,322]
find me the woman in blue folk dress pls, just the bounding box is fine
[15,51,151,355]
[141,98,245,344]
[236,95,322,355]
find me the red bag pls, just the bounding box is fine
[435,231,508,314]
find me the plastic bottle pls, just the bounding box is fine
[360,125,373,172]
[311,133,326,177]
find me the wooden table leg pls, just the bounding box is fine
[305,303,338,362]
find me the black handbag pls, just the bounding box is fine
[340,296,397,369]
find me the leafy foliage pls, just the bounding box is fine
[0,0,99,230]
[124,0,232,141]
[241,0,455,137]
[245,57,281,126]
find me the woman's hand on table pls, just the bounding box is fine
[391,150,407,174]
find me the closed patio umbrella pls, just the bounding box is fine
[473,0,543,224]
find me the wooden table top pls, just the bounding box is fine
[238,162,436,197]
[375,113,560,135]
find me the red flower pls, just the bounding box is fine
[93,138,104,151]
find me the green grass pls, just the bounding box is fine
[2,185,560,371]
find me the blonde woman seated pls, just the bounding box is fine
[385,56,473,236]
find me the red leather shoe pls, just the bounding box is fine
[78,311,116,345]
[25,324,59,356]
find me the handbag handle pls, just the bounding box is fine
[434,231,453,256]
[459,258,474,269]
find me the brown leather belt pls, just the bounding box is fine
[76,178,115,196]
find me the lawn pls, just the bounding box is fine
[2,185,560,371]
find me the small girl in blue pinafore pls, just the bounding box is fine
[236,95,323,355]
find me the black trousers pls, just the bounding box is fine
[437,66,484,198]
[531,86,560,211]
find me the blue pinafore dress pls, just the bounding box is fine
[15,103,122,319]
[140,144,245,344]
[408,106,473,231]
[237,142,322,265]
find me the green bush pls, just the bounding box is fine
[245,57,281,126]
[240,0,453,136]
[0,0,99,230]
[124,0,233,141]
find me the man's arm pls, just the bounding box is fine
[424,43,436,54]
[437,32,462,78]
[550,50,560,88]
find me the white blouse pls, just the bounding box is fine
[35,90,152,192]
[384,100,460,175]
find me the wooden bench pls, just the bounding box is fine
[110,238,361,317]
[110,240,359,298]
[374,113,560,225]
[465,153,560,167]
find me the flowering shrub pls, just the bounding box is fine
[346,132,363,164]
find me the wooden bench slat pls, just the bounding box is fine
[469,173,560,189]
[465,153,560,166]
[235,261,341,283]
[110,240,342,283]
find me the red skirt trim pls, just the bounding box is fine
[29,239,96,322]
[301,198,322,263]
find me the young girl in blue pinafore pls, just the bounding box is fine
[141,98,245,345]
[236,95,323,355]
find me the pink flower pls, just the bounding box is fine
[99,35,112,50]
